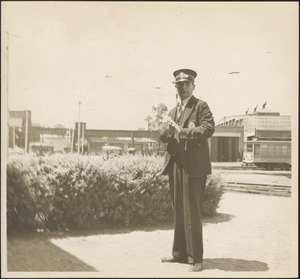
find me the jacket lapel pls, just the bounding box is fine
[182,95,197,125]
[170,107,177,122]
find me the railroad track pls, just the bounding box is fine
[223,181,291,197]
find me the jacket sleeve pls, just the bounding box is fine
[159,122,171,143]
[179,101,215,141]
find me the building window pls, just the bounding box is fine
[254,144,260,155]
[246,144,253,152]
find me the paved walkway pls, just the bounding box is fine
[50,192,297,277]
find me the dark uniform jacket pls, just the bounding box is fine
[160,95,215,178]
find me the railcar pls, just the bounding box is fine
[243,140,291,170]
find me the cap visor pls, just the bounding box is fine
[174,78,192,83]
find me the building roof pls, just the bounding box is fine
[114,137,132,141]
[102,145,121,151]
[217,108,286,126]
[216,114,244,125]
[251,108,280,116]
[245,115,291,131]
[90,136,157,143]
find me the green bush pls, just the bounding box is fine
[7,154,224,233]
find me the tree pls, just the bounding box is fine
[145,103,168,131]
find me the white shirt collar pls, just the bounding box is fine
[180,95,192,107]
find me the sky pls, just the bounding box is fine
[2,2,299,130]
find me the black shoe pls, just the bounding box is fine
[188,263,203,272]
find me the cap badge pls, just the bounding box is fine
[179,72,187,79]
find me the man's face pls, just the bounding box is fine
[175,81,195,100]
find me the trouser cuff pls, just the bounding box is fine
[172,251,187,260]
[188,256,203,264]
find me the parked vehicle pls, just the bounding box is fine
[102,145,122,159]
[243,140,291,170]
[128,147,136,155]
[31,144,54,155]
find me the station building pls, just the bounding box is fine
[214,106,291,166]
[7,106,291,164]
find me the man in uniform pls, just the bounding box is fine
[160,69,215,272]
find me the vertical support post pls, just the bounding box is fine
[25,110,28,152]
[131,130,134,148]
[71,127,74,153]
[81,123,84,154]
[78,101,81,154]
[12,127,15,149]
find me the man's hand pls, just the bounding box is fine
[168,124,176,135]
[162,115,180,132]
[169,124,180,142]
[161,113,180,141]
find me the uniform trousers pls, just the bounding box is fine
[169,161,206,264]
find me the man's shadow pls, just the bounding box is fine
[203,212,234,224]
[203,258,269,272]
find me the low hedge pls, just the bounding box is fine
[7,154,224,233]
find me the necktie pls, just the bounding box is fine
[177,101,185,121]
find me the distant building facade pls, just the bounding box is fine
[8,110,39,151]
[8,108,291,166]
[214,107,291,167]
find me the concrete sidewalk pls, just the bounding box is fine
[50,192,297,277]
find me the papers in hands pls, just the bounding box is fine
[162,114,180,132]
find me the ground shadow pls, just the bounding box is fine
[57,221,175,238]
[203,258,269,272]
[51,213,234,238]
[7,212,234,242]
[7,234,96,271]
[203,212,235,224]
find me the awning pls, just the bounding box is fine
[9,117,23,128]
[102,146,121,151]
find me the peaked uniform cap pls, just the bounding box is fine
[173,69,197,83]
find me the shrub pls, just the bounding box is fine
[202,173,225,216]
[6,154,224,233]
[7,161,37,233]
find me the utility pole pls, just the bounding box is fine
[6,31,20,154]
[77,101,81,154]
[71,124,74,153]
[81,123,85,154]
[6,32,10,156]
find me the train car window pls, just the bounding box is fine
[267,144,275,156]
[282,145,288,155]
[275,144,282,156]
[261,144,268,155]
[254,144,260,155]
[285,144,291,156]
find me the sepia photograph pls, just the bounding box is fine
[1,1,298,278]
